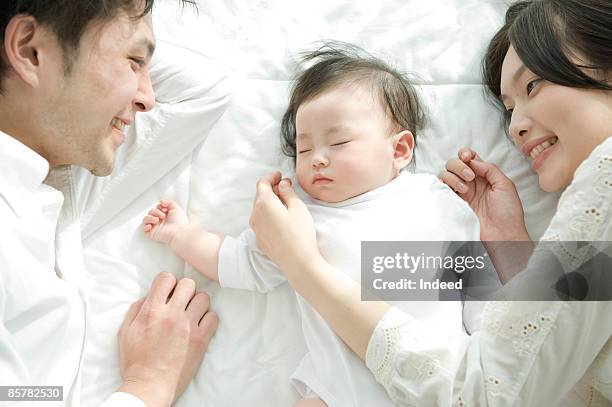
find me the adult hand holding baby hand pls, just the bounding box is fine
[439,148,531,242]
[142,199,189,244]
[250,172,321,275]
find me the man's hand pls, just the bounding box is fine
[117,272,219,407]
[142,200,189,244]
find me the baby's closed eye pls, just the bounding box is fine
[330,140,352,146]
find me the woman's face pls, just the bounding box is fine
[500,46,612,192]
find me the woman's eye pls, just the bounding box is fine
[526,79,541,95]
[298,149,312,154]
[331,140,351,147]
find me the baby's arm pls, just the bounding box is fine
[142,199,223,282]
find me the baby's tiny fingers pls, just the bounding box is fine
[144,215,160,225]
[159,199,175,208]
[150,208,166,219]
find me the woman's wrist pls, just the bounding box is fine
[484,239,534,284]
[279,250,326,283]
[505,225,532,242]
[482,221,531,243]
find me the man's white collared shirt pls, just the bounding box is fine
[0,131,144,406]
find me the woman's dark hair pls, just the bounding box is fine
[281,41,425,166]
[0,0,194,90]
[484,0,612,123]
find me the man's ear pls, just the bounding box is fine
[392,130,415,171]
[3,15,42,87]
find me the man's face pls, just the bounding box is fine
[40,12,156,175]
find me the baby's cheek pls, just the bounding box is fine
[295,166,310,191]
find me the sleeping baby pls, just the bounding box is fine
[142,43,480,407]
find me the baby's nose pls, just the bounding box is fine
[312,155,329,168]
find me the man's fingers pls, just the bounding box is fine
[445,158,475,182]
[144,272,177,307]
[197,311,219,348]
[439,170,470,194]
[186,292,210,328]
[118,298,145,337]
[168,278,197,310]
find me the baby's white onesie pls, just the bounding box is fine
[218,172,481,406]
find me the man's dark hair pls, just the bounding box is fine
[483,0,612,126]
[281,41,425,167]
[0,0,194,91]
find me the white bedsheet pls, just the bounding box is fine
[78,1,561,406]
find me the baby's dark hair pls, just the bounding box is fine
[281,42,425,167]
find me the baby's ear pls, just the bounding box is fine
[393,130,415,170]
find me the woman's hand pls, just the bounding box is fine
[249,172,390,359]
[249,172,321,274]
[439,148,530,242]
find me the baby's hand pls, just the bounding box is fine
[142,199,189,244]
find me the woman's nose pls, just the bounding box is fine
[508,107,531,140]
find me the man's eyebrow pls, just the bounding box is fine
[135,37,156,60]
[500,64,527,103]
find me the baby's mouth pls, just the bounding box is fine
[312,175,333,185]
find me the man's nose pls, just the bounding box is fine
[133,68,155,113]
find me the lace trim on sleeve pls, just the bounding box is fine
[537,140,612,275]
[366,307,413,381]
[541,140,612,241]
[366,303,564,406]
